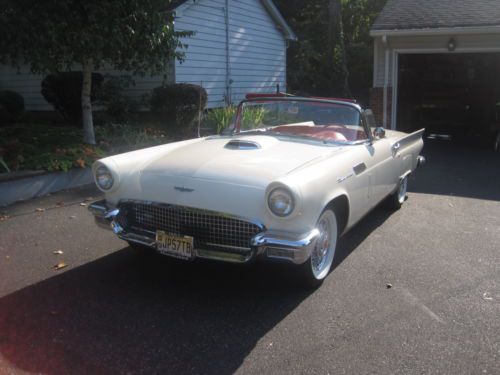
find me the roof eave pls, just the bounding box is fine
[260,0,298,41]
[174,0,297,41]
[370,25,500,37]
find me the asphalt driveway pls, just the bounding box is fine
[0,141,499,374]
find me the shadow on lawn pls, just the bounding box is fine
[0,204,394,375]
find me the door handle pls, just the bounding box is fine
[392,142,401,155]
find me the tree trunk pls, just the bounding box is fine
[82,59,96,145]
[337,6,352,98]
[328,0,351,98]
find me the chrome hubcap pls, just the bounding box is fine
[398,177,408,203]
[311,210,337,280]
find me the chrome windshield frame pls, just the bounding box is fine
[230,97,371,144]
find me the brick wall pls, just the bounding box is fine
[369,87,392,128]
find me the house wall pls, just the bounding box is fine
[174,0,287,108]
[0,64,174,112]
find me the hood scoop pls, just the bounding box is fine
[224,139,261,150]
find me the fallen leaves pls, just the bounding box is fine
[54,262,67,271]
[79,202,87,207]
[53,250,64,255]
[56,201,65,207]
[0,215,9,222]
[483,292,493,301]
[386,283,393,289]
[75,158,86,168]
[35,208,45,212]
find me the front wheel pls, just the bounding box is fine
[298,209,338,288]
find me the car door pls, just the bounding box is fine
[362,111,400,207]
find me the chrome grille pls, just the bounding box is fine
[118,201,263,252]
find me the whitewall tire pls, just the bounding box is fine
[299,209,338,288]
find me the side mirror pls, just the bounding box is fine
[373,127,386,139]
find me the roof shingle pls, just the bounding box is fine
[372,0,500,31]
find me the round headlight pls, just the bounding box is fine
[95,165,114,191]
[268,188,295,217]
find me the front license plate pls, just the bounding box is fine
[156,231,194,259]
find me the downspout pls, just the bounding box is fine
[383,34,389,128]
[224,0,232,105]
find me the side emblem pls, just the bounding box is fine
[174,186,195,192]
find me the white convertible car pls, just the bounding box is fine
[89,97,425,287]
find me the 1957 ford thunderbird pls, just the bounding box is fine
[89,97,425,287]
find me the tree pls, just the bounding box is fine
[274,0,387,103]
[0,0,191,144]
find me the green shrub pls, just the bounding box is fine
[96,75,138,123]
[0,90,25,125]
[205,106,237,134]
[41,72,104,125]
[149,83,207,136]
[0,123,169,172]
[241,106,266,130]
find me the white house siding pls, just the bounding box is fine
[0,65,48,111]
[0,63,173,111]
[175,0,287,108]
[373,33,500,87]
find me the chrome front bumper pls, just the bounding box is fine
[88,200,319,265]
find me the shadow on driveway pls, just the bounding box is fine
[0,203,396,374]
[409,140,500,201]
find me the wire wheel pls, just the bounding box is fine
[310,209,338,280]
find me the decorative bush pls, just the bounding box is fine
[0,90,25,125]
[41,72,104,125]
[96,75,138,123]
[150,83,207,135]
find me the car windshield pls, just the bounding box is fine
[234,99,367,144]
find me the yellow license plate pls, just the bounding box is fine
[155,231,194,259]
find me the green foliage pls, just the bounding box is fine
[0,123,169,172]
[205,106,237,134]
[241,107,266,130]
[0,0,192,143]
[95,123,168,153]
[0,0,192,75]
[96,76,139,123]
[204,105,267,133]
[0,90,25,125]
[150,83,207,136]
[41,72,104,124]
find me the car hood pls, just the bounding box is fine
[140,135,338,188]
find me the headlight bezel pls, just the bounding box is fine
[267,187,296,217]
[93,162,118,192]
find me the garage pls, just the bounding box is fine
[369,0,500,151]
[397,53,500,138]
